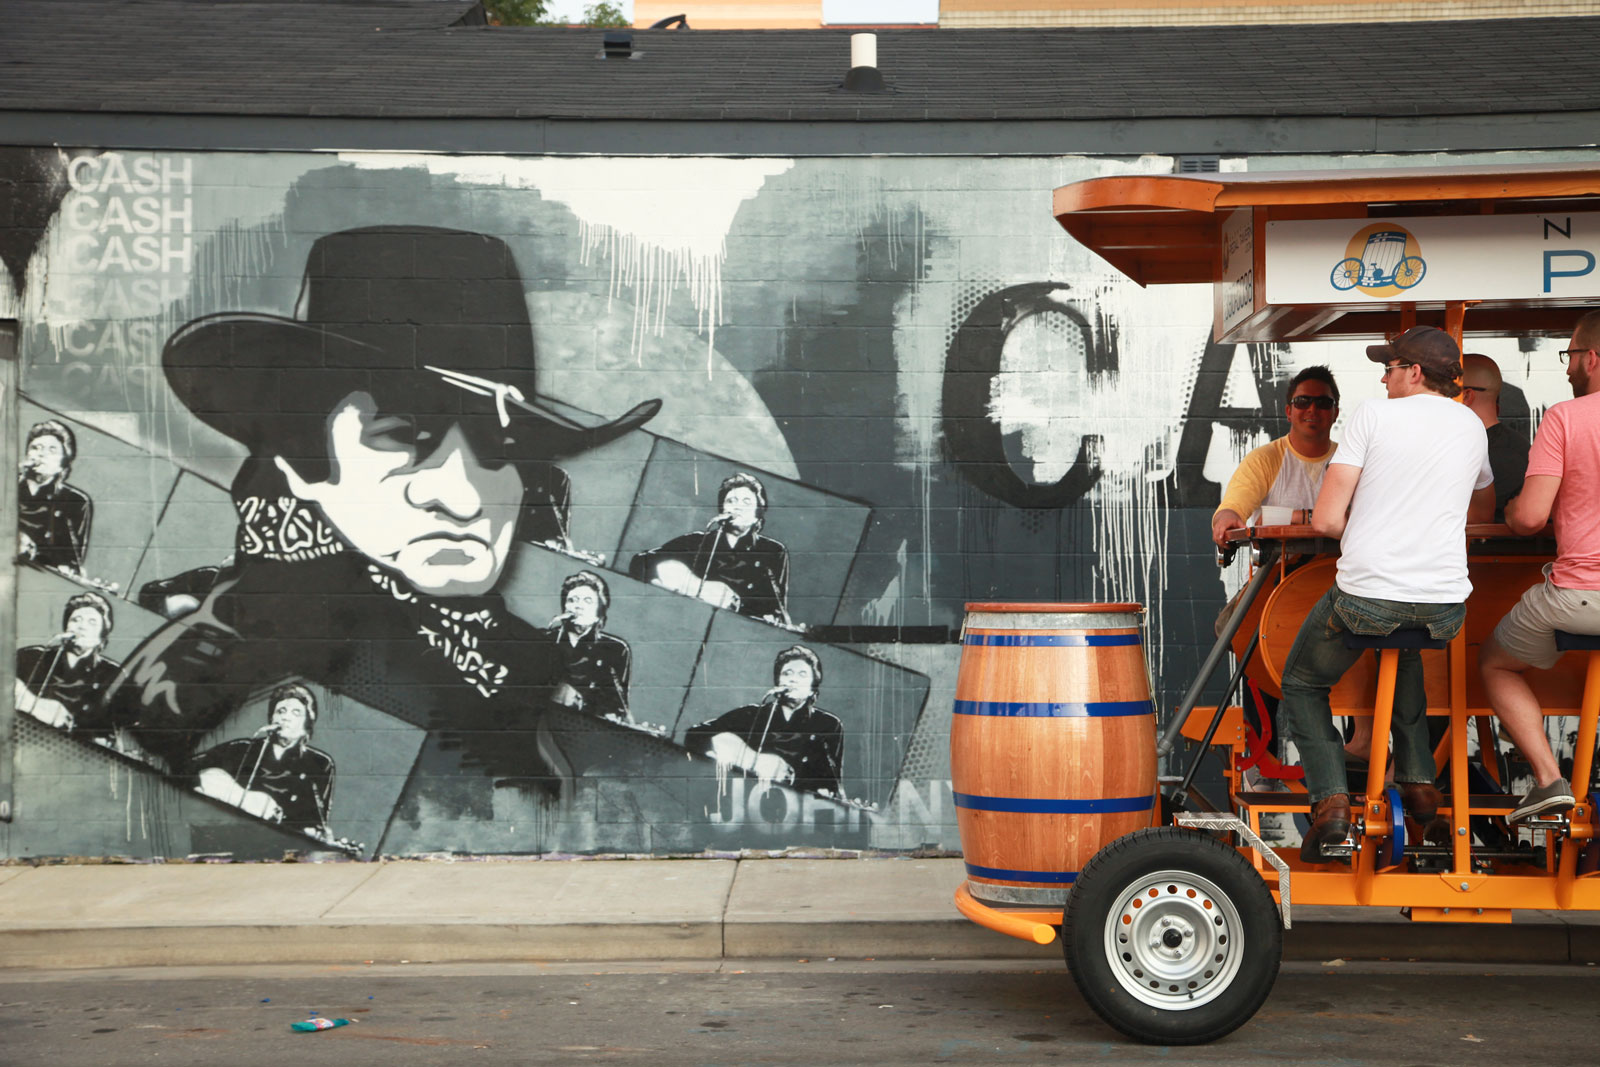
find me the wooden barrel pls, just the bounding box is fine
[951,602,1157,906]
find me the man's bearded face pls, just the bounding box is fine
[281,391,524,597]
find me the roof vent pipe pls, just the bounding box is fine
[843,33,885,91]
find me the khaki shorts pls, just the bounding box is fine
[1491,563,1600,670]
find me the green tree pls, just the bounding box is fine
[580,1,629,26]
[483,0,549,25]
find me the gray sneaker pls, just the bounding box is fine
[1509,777,1577,822]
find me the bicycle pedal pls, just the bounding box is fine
[1321,838,1356,858]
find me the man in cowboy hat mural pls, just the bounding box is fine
[102,226,660,825]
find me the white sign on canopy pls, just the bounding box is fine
[1265,213,1600,306]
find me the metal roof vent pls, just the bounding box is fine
[842,32,886,92]
[1175,155,1221,174]
[599,31,640,60]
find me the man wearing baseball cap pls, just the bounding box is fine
[1284,325,1495,863]
[1478,310,1600,823]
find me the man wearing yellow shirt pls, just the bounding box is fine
[1211,366,1340,548]
[1210,367,1341,829]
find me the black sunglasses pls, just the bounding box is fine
[1289,395,1336,411]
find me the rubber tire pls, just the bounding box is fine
[1062,827,1282,1045]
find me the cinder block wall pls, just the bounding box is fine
[0,147,1582,862]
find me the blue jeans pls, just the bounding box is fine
[1279,587,1466,804]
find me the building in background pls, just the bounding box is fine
[940,0,1600,26]
[634,0,937,27]
[1,0,1597,862]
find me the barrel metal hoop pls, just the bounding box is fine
[954,791,1154,814]
[952,699,1153,718]
[964,877,1073,907]
[962,632,1142,647]
[963,612,1142,631]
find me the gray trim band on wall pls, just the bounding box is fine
[5,111,1600,157]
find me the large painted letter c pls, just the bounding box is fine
[940,282,1111,509]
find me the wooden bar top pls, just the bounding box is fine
[1222,523,1555,554]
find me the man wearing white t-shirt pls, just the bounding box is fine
[1287,326,1496,863]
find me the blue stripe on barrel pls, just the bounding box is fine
[961,633,1141,647]
[952,699,1152,718]
[964,862,1078,884]
[953,791,1154,814]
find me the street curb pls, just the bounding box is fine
[2,917,1596,970]
[0,922,724,970]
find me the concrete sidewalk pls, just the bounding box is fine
[3,858,1600,970]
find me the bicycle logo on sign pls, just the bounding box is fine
[1330,228,1427,293]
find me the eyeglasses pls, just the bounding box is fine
[1559,348,1595,364]
[1381,361,1415,378]
[1289,395,1336,410]
[1460,384,1491,395]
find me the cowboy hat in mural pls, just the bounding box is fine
[102,226,661,833]
[164,225,660,468]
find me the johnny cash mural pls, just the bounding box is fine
[1,146,1587,860]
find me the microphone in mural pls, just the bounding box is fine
[14,591,120,742]
[192,682,338,843]
[629,471,792,626]
[17,418,94,579]
[546,569,635,725]
[684,644,843,798]
[99,226,663,814]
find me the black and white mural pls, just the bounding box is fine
[0,147,1587,859]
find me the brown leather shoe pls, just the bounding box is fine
[1299,793,1352,864]
[1400,782,1443,824]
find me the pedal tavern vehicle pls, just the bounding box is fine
[951,163,1600,1044]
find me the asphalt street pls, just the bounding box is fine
[2,959,1597,1066]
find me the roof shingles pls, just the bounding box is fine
[2,0,1597,121]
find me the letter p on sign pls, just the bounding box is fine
[1545,250,1597,293]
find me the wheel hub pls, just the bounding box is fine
[1103,869,1246,1011]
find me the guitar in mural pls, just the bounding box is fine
[14,590,121,739]
[629,471,794,627]
[684,645,845,800]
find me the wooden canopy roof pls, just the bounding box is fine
[1054,163,1600,287]
[1054,163,1600,340]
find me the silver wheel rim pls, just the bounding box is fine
[1101,868,1245,1011]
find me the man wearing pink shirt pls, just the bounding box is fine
[1480,310,1600,822]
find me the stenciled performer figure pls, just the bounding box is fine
[100,226,662,813]
[18,418,93,576]
[630,472,791,625]
[547,570,632,722]
[193,683,335,839]
[14,591,120,740]
[685,645,843,797]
